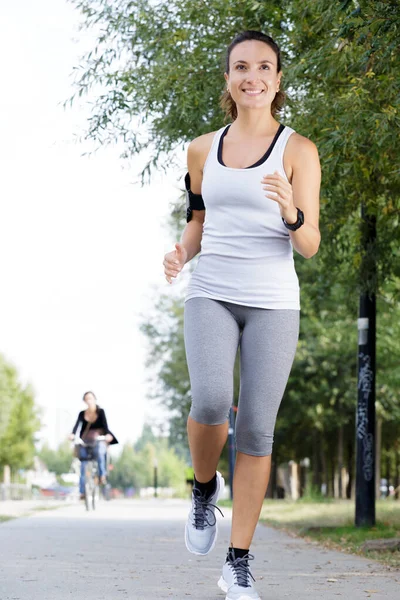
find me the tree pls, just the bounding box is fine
[68,0,286,179]
[281,0,400,290]
[107,425,187,493]
[0,355,15,440]
[108,444,144,490]
[0,358,41,472]
[38,441,74,476]
[141,295,191,446]
[69,0,399,285]
[133,423,157,452]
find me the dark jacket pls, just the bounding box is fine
[71,406,118,445]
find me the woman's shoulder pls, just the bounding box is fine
[188,130,221,157]
[284,130,320,176]
[286,130,318,154]
[188,130,222,173]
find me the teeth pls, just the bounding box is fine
[243,90,263,95]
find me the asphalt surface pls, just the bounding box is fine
[0,499,67,518]
[0,498,398,599]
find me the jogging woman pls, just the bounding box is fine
[163,30,320,600]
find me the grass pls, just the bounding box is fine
[0,515,14,523]
[33,504,63,512]
[258,498,400,568]
[0,501,65,523]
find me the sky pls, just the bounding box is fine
[0,0,186,450]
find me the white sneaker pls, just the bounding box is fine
[218,551,261,600]
[184,471,225,555]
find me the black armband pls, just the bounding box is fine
[185,172,205,222]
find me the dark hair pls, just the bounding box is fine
[83,391,97,401]
[220,30,286,121]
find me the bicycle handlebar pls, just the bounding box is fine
[74,435,107,446]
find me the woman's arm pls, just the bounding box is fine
[71,412,83,435]
[179,212,205,263]
[262,134,321,259]
[180,133,215,262]
[99,409,114,443]
[163,132,214,282]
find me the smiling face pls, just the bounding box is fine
[224,40,282,115]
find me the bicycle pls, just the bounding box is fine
[75,435,108,511]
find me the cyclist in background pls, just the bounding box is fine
[69,391,118,499]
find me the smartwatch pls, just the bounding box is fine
[282,208,304,231]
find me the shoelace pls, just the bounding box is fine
[191,487,224,529]
[228,553,256,588]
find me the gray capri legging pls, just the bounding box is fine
[184,297,300,456]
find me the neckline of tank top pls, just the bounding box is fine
[217,122,286,170]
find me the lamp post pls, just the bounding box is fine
[355,205,376,527]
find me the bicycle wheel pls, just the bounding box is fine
[92,483,99,510]
[84,482,91,511]
[103,483,111,501]
[84,461,94,511]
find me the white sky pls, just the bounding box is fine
[0,0,186,450]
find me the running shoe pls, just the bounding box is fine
[184,471,225,555]
[218,550,261,600]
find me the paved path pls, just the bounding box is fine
[0,499,67,518]
[0,499,398,599]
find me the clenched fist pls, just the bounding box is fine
[163,243,188,284]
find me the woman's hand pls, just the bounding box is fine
[163,243,188,284]
[261,170,298,224]
[68,433,75,441]
[105,434,113,444]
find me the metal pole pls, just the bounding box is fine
[228,406,237,500]
[355,206,376,527]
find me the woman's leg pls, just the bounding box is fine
[231,308,299,549]
[184,298,240,482]
[184,298,240,556]
[187,418,228,483]
[96,441,107,479]
[79,460,87,495]
[231,453,271,548]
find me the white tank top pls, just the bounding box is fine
[185,123,300,310]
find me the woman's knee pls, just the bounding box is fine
[189,384,232,425]
[235,429,274,456]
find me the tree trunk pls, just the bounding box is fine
[375,417,382,499]
[331,455,336,498]
[386,451,391,495]
[326,452,334,498]
[266,453,277,499]
[312,430,318,487]
[347,438,354,499]
[320,443,328,496]
[338,424,344,499]
[312,430,322,490]
[395,445,400,501]
[299,462,307,497]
